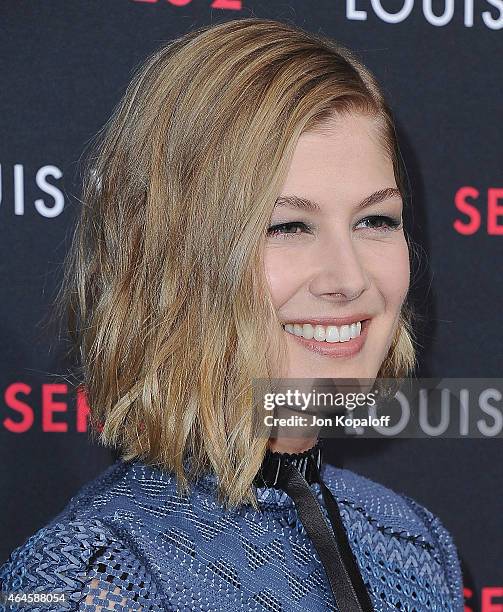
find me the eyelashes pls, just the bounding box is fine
[266,215,402,239]
[266,221,313,238]
[357,215,402,231]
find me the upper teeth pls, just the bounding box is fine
[283,321,362,343]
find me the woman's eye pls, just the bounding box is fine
[356,215,402,231]
[266,221,312,238]
[266,216,401,238]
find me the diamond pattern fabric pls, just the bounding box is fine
[0,459,463,611]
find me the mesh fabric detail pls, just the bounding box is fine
[0,516,166,611]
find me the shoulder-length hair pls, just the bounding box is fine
[53,17,417,509]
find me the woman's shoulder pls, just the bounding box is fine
[321,462,439,533]
[322,462,464,611]
[0,515,169,611]
[0,460,171,611]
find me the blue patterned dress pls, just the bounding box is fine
[0,457,463,611]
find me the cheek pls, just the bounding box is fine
[264,247,305,309]
[373,239,410,307]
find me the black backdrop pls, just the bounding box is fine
[1,2,502,611]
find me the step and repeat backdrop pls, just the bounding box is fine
[1,2,502,610]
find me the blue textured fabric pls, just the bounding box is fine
[0,458,464,611]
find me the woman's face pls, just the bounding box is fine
[264,112,409,380]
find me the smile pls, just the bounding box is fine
[281,319,371,358]
[282,321,362,343]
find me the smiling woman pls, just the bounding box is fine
[265,113,411,407]
[0,17,463,612]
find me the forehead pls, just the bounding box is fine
[280,113,395,204]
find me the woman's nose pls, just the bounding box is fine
[307,233,370,302]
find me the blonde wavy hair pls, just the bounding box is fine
[51,17,417,510]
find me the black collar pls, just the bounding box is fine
[253,440,323,488]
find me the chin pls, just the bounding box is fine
[285,354,376,380]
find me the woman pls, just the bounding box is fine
[0,17,463,611]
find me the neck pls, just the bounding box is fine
[267,435,319,454]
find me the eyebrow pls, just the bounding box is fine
[274,187,402,212]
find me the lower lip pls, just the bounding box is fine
[283,319,370,358]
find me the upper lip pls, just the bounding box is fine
[282,315,372,327]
